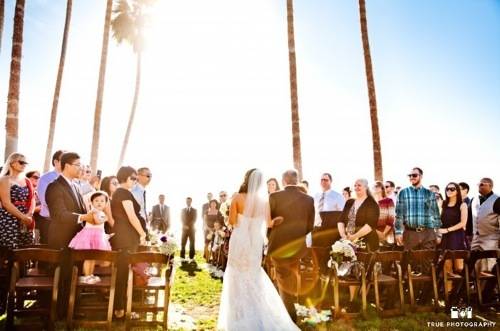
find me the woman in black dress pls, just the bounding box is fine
[204,199,224,260]
[438,182,467,289]
[110,167,147,319]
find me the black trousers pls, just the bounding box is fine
[114,245,139,311]
[180,229,195,259]
[35,214,51,244]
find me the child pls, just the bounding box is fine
[69,191,112,284]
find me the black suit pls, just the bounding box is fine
[151,204,170,233]
[269,186,315,320]
[45,175,86,317]
[181,207,197,259]
[46,176,87,248]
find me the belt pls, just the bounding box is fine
[405,226,429,233]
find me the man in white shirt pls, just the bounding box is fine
[311,173,345,247]
[131,167,151,231]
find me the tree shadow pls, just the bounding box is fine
[179,260,202,277]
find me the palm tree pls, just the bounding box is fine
[43,0,73,172]
[4,0,25,160]
[286,0,303,180]
[90,0,113,174]
[0,0,5,54]
[359,0,383,181]
[112,0,153,168]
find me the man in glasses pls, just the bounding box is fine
[131,167,152,230]
[384,180,397,204]
[311,172,345,247]
[471,178,500,304]
[394,167,441,250]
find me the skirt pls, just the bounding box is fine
[69,227,112,251]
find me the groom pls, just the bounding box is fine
[268,169,315,321]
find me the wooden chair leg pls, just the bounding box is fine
[431,265,439,311]
[464,265,470,305]
[67,266,78,330]
[361,273,367,317]
[443,270,449,305]
[397,264,404,314]
[333,278,340,318]
[475,264,483,306]
[374,274,380,313]
[408,265,415,308]
[50,267,60,329]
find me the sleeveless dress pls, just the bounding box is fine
[0,184,34,248]
[217,214,299,331]
[440,205,466,250]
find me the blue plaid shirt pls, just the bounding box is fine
[395,186,441,235]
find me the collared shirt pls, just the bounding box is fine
[313,189,345,226]
[131,184,147,220]
[37,170,59,218]
[395,185,441,234]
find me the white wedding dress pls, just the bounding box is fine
[217,170,299,331]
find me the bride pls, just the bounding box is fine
[217,169,299,331]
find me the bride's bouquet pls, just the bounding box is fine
[294,303,331,330]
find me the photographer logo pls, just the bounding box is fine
[450,306,472,319]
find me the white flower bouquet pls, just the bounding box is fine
[294,303,331,329]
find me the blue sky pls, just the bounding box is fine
[0,0,499,229]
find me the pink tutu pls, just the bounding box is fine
[69,227,111,251]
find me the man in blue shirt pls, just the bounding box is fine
[395,167,441,250]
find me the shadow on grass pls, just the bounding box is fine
[179,260,202,277]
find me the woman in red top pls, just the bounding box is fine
[373,181,395,247]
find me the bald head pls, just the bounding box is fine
[282,169,298,186]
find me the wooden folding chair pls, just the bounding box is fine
[0,246,12,315]
[297,247,330,307]
[67,249,118,331]
[18,243,51,277]
[441,250,470,306]
[331,252,373,318]
[6,248,62,331]
[406,249,439,312]
[469,250,500,307]
[370,250,405,316]
[126,252,175,331]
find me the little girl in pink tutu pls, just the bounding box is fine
[69,191,112,284]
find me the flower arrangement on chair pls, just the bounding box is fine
[328,239,365,279]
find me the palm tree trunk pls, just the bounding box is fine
[286,0,303,180]
[117,51,141,168]
[43,0,72,172]
[359,0,383,181]
[0,0,5,54]
[4,0,25,160]
[90,0,112,174]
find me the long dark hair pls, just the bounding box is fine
[239,168,257,193]
[442,182,462,209]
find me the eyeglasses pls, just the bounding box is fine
[17,160,28,166]
[71,163,82,168]
[408,174,419,178]
[446,187,456,192]
[129,176,138,181]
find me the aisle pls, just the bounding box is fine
[169,253,222,330]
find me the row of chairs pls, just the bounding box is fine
[0,245,174,331]
[297,248,500,318]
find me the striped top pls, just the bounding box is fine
[376,197,395,232]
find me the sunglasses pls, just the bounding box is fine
[478,183,490,187]
[408,174,419,178]
[85,170,92,174]
[220,195,226,198]
[446,187,456,192]
[17,160,28,165]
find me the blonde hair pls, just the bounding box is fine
[0,153,26,177]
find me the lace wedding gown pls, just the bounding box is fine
[217,213,299,331]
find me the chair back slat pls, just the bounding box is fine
[127,252,171,265]
[12,248,62,264]
[374,251,404,263]
[69,249,118,263]
[470,249,499,261]
[407,249,437,264]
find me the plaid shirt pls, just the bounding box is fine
[395,185,441,235]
